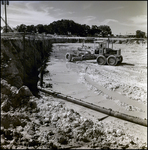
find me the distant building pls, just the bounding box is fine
[115,34,136,38]
[127,34,136,38]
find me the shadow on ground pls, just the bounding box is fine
[82,61,135,66]
[118,63,135,66]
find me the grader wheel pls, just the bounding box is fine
[96,55,107,65]
[107,55,117,66]
[65,53,72,62]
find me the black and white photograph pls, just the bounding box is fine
[1,1,147,149]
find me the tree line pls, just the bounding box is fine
[2,19,146,38]
[11,19,112,37]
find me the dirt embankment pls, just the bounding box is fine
[1,38,52,95]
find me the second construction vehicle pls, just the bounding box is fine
[65,39,123,66]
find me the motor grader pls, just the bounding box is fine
[65,39,123,66]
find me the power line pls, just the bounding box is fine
[1,0,9,33]
[1,16,13,32]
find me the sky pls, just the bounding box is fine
[1,1,147,35]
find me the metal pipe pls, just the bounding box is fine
[37,86,147,127]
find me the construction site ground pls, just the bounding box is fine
[40,41,147,148]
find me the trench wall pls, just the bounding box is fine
[1,38,53,96]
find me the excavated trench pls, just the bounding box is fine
[1,38,50,95]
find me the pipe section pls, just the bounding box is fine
[38,86,147,127]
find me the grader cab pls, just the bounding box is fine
[65,39,123,66]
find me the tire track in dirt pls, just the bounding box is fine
[84,74,147,119]
[63,60,147,119]
[77,62,147,105]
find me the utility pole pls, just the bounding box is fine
[2,0,9,33]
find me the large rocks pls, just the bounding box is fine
[1,79,36,113]
[1,79,12,96]
[1,113,28,129]
[1,99,11,112]
[17,86,33,98]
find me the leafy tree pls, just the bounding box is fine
[16,24,27,32]
[82,24,90,36]
[26,25,36,33]
[36,24,45,33]
[136,30,145,38]
[43,24,50,34]
[90,25,101,36]
[98,25,112,37]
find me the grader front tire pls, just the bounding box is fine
[65,53,72,62]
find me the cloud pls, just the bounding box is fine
[82,3,92,10]
[107,18,147,34]
[68,11,75,15]
[2,1,77,27]
[116,15,147,30]
[99,19,119,25]
[8,12,56,26]
[5,4,56,26]
[53,8,62,12]
[128,15,147,24]
[99,17,147,30]
[26,1,51,13]
[83,16,96,24]
[104,6,124,13]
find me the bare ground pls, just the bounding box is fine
[41,41,147,148]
